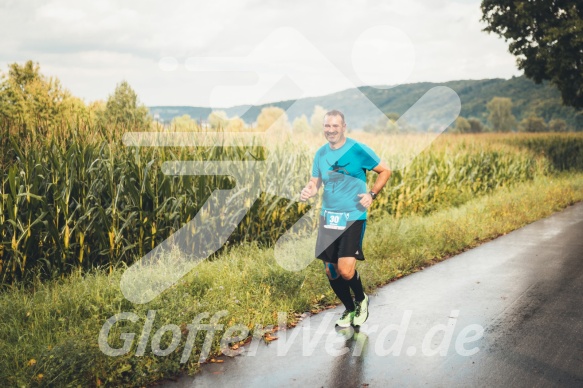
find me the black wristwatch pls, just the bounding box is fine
[369,191,377,200]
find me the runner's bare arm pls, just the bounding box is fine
[370,161,391,194]
[358,161,391,208]
[300,177,322,202]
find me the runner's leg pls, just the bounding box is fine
[325,261,355,311]
[337,257,365,302]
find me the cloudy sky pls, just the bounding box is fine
[0,0,520,108]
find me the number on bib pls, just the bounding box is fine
[324,211,349,230]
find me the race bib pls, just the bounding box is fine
[324,211,349,230]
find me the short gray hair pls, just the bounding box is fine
[324,110,345,124]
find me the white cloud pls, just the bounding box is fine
[36,4,87,23]
[0,0,520,106]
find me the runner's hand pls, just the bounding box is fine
[357,193,373,209]
[300,182,316,202]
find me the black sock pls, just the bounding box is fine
[347,270,365,302]
[329,277,355,311]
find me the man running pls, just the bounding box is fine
[300,110,391,327]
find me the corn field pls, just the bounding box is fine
[501,133,583,171]
[1,124,580,286]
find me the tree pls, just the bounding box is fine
[99,80,150,129]
[481,0,583,108]
[171,114,199,131]
[256,106,290,133]
[549,118,568,132]
[59,95,94,129]
[467,118,485,133]
[364,113,402,134]
[519,115,547,132]
[292,114,311,134]
[486,97,516,132]
[310,105,328,134]
[454,117,471,133]
[226,117,246,132]
[0,60,71,132]
[362,112,406,135]
[383,112,401,134]
[207,110,229,130]
[385,112,400,121]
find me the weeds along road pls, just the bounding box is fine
[163,202,583,388]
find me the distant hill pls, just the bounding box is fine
[149,76,582,130]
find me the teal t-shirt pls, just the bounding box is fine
[312,138,381,221]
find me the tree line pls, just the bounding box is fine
[0,61,576,145]
[362,96,573,135]
[0,61,150,136]
[0,60,335,138]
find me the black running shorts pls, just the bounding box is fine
[315,216,366,263]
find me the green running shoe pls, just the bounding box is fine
[353,293,369,326]
[335,309,354,327]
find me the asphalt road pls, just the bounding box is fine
[163,203,583,388]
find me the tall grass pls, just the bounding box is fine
[1,128,558,285]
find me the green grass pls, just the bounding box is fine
[1,172,582,387]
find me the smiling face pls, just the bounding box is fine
[323,113,346,148]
